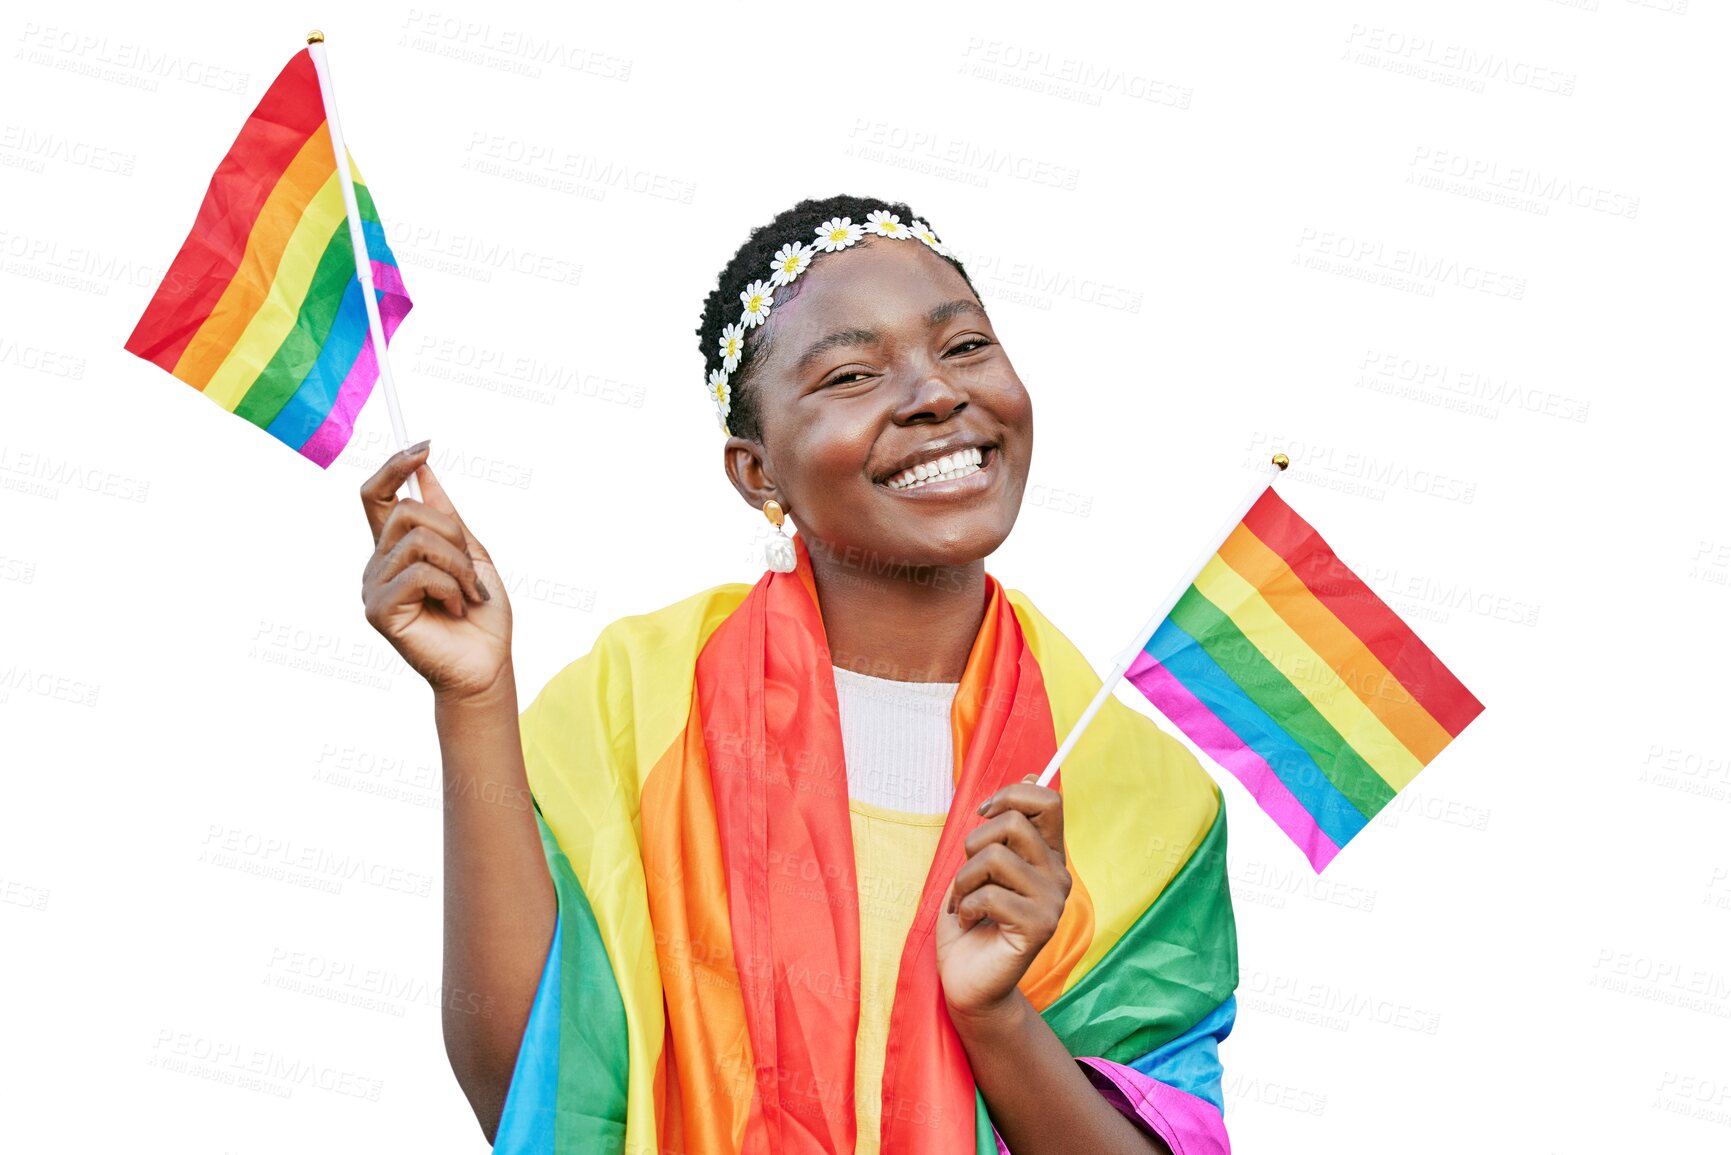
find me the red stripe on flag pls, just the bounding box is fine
[1241,488,1485,737]
[125,49,326,371]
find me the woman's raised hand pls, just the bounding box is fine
[360,441,512,702]
[935,774,1072,1023]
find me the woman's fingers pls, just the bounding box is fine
[368,560,467,624]
[375,501,485,599]
[355,439,514,700]
[414,456,493,571]
[948,842,1043,911]
[975,775,1066,859]
[360,440,431,544]
[371,523,488,606]
[361,440,493,605]
[963,807,1057,870]
[953,776,1072,935]
[376,497,467,557]
[951,882,1042,935]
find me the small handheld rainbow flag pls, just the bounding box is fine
[126,37,412,468]
[1038,456,1484,872]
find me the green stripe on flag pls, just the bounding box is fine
[535,808,630,1155]
[974,1088,998,1154]
[234,219,356,428]
[1040,797,1238,1062]
[1170,586,1396,819]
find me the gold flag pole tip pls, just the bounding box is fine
[307,30,325,44]
[1271,453,1290,470]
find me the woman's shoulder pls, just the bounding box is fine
[538,582,754,698]
[590,580,755,657]
[521,581,755,762]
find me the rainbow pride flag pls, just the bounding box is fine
[1126,487,1483,872]
[499,532,1239,1153]
[125,48,411,467]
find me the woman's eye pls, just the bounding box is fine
[822,370,868,388]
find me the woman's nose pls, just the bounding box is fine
[893,372,969,424]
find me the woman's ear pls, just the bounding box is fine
[723,435,782,513]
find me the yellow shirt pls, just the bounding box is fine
[849,798,948,1154]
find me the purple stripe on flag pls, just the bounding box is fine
[371,261,407,298]
[1076,1057,1231,1155]
[375,270,412,334]
[994,1060,1231,1155]
[298,332,377,467]
[1128,650,1341,873]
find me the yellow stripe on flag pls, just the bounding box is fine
[1217,523,1454,762]
[1194,554,1427,791]
[202,169,346,411]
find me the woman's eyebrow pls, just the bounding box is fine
[790,301,987,375]
[926,298,985,326]
[793,326,881,374]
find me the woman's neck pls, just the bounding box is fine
[807,546,987,684]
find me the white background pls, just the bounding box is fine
[3,1,1728,1151]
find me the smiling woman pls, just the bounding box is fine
[704,198,1034,679]
[357,194,1238,1155]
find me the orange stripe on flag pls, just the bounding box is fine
[1217,522,1454,763]
[641,694,758,1155]
[170,123,335,390]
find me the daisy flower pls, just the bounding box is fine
[865,210,910,239]
[708,368,731,413]
[768,242,815,287]
[739,280,775,328]
[910,219,948,255]
[719,322,745,372]
[813,216,863,252]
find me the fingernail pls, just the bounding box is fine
[477,578,491,602]
[976,799,990,815]
[407,438,431,455]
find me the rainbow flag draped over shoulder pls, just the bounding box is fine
[496,532,1238,1154]
[1127,486,1484,873]
[125,48,411,467]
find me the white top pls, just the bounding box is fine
[831,664,960,814]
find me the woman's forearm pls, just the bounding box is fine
[951,992,1171,1155]
[433,660,557,1143]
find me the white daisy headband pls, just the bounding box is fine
[707,208,953,436]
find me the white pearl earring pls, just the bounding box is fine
[762,499,796,573]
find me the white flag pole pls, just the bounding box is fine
[1033,453,1290,788]
[304,30,421,502]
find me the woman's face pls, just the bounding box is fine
[723,237,1033,572]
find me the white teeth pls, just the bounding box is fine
[884,445,988,490]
